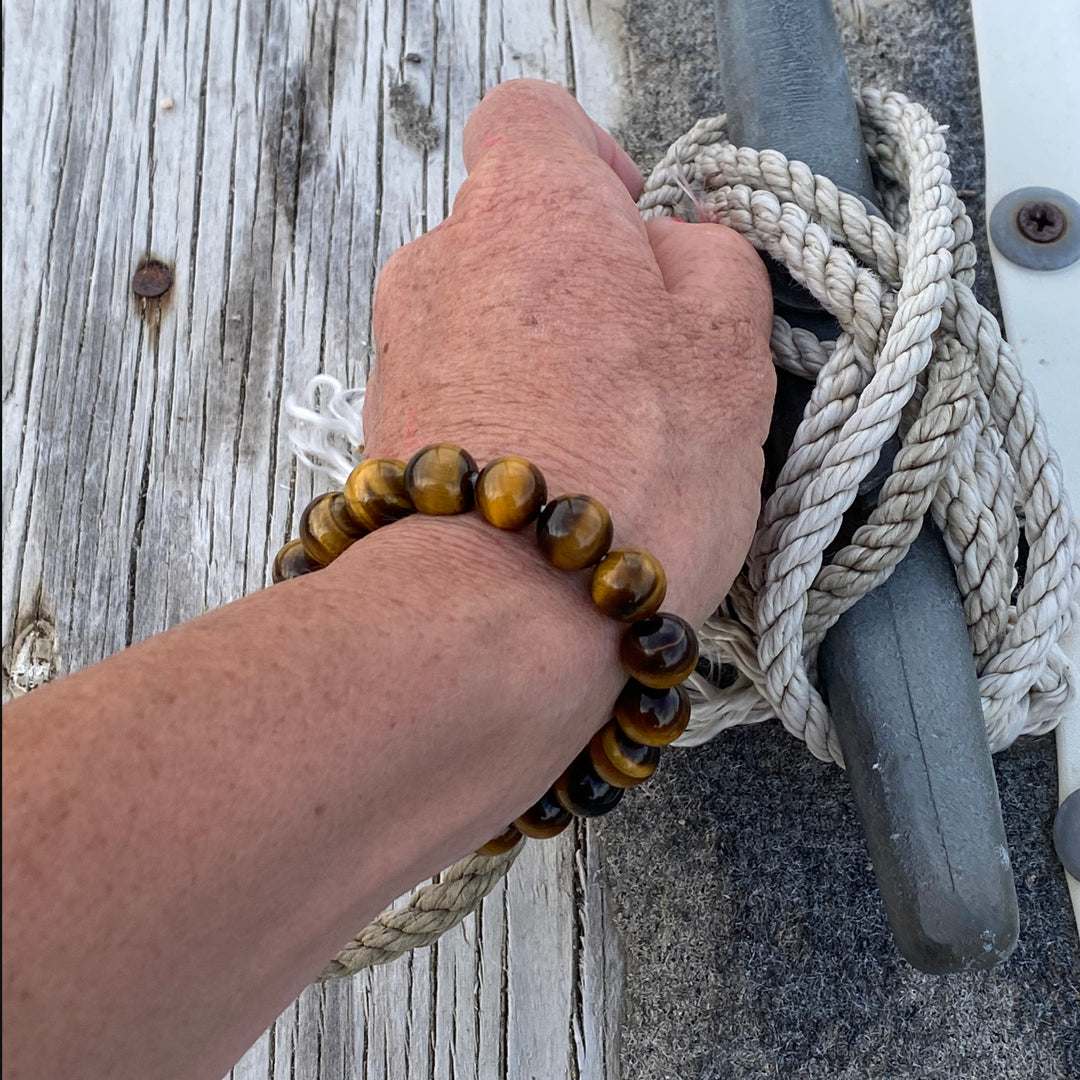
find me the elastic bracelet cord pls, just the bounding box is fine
[272,443,699,856]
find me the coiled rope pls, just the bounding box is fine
[290,88,1078,978]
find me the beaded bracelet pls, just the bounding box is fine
[272,443,698,857]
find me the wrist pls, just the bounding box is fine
[284,443,702,860]
[359,430,715,620]
[313,510,622,872]
[334,510,624,669]
[324,507,627,792]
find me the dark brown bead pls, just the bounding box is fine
[620,613,699,689]
[475,456,548,530]
[589,721,660,787]
[271,538,321,583]
[299,492,365,565]
[343,457,414,530]
[590,548,667,621]
[515,790,573,839]
[613,680,691,746]
[536,495,613,571]
[553,750,625,818]
[404,443,478,515]
[476,823,522,856]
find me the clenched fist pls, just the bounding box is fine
[362,80,774,621]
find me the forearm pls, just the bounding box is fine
[2,513,623,1080]
[3,78,775,1080]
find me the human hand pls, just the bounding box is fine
[0,82,775,1080]
[362,80,774,622]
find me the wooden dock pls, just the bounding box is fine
[3,1,629,1076]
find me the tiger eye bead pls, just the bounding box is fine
[343,457,414,530]
[553,750,625,818]
[613,680,691,746]
[404,443,478,515]
[515,790,573,839]
[271,538,321,583]
[590,548,667,621]
[299,492,366,565]
[536,495,613,570]
[476,823,522,856]
[620,613,699,689]
[588,721,660,788]
[475,456,548,530]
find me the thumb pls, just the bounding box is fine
[645,217,773,340]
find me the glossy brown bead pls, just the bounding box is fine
[343,457,414,531]
[590,548,667,621]
[271,538,321,583]
[404,443,478,515]
[620,613,699,689]
[588,721,660,788]
[515,790,573,839]
[536,495,613,570]
[613,680,691,746]
[299,492,366,565]
[475,456,548,530]
[476,823,522,856]
[553,750,625,818]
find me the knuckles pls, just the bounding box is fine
[472,79,584,128]
[462,80,596,166]
[453,145,631,237]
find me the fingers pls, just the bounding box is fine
[462,80,643,198]
[645,217,773,340]
[589,120,644,200]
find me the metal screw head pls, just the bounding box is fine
[989,187,1080,271]
[132,261,173,298]
[1016,201,1066,244]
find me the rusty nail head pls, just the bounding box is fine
[1016,201,1067,244]
[132,261,173,298]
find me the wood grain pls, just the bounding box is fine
[2,0,629,1076]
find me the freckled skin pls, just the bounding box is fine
[2,80,773,1080]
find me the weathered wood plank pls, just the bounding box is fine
[2,1,629,1076]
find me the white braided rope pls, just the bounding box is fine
[641,87,1078,761]
[316,842,522,980]
[290,88,1078,975]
